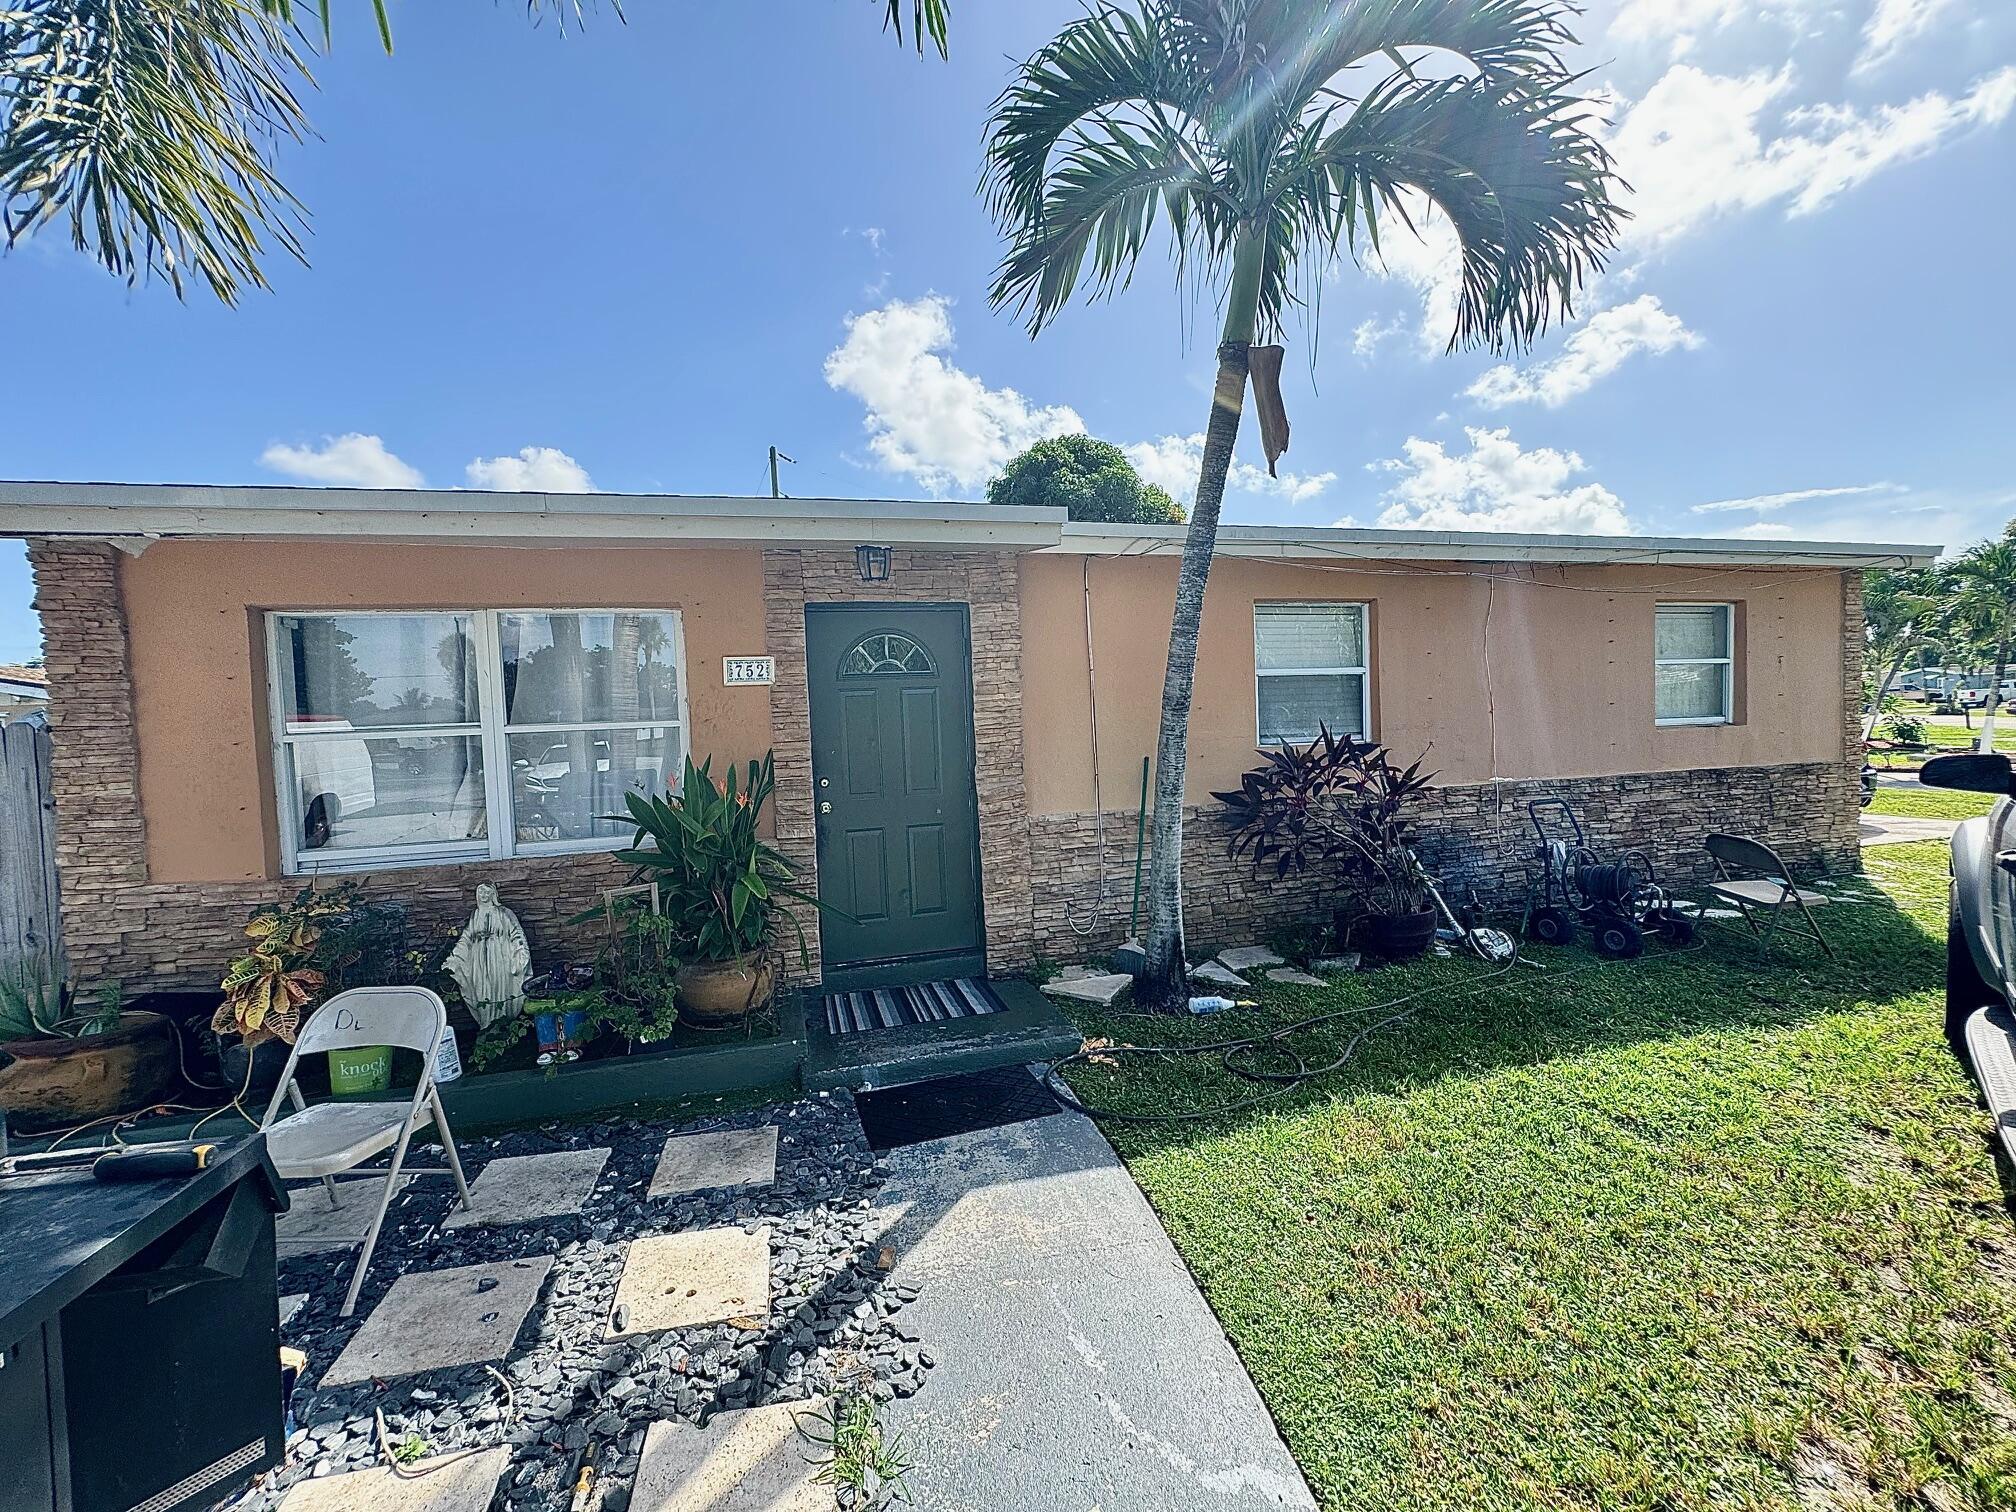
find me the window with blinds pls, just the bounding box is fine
[1654,603,1734,725]
[1254,602,1370,745]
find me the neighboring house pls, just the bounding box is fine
[0,483,1936,993]
[0,663,48,721]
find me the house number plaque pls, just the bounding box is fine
[723,656,775,686]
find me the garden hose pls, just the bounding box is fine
[1042,934,1709,1126]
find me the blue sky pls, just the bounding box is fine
[2,0,2013,664]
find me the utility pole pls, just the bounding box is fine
[768,446,795,499]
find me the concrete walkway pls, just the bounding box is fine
[1860,811,1962,847]
[869,1094,1316,1512]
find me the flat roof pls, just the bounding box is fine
[0,481,1940,570]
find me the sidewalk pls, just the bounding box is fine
[869,1093,1316,1511]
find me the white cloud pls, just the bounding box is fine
[464,447,595,493]
[1466,296,1702,407]
[1368,427,1633,535]
[1125,434,1338,506]
[259,433,424,489]
[1351,314,1404,359]
[1727,520,1799,538]
[823,295,1083,493]
[1608,0,1819,59]
[1691,482,1900,514]
[1612,63,2016,252]
[1855,0,1961,74]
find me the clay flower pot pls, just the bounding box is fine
[675,951,774,1029]
[0,1011,177,1129]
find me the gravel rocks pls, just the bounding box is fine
[243,1093,931,1512]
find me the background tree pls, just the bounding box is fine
[0,0,947,303]
[1948,533,2016,752]
[985,0,1622,1007]
[1862,565,1942,736]
[988,435,1184,523]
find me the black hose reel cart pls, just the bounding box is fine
[1520,797,1696,958]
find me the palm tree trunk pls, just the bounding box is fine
[1864,634,1916,739]
[1981,626,2010,754]
[1138,228,1267,1010]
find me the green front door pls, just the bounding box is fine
[805,603,985,988]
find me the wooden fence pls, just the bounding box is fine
[0,715,65,986]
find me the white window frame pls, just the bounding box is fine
[267,608,689,876]
[1253,602,1372,747]
[1653,602,1735,727]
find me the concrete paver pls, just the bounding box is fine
[608,1228,770,1337]
[647,1127,776,1200]
[276,1447,512,1512]
[321,1258,552,1386]
[441,1147,609,1230]
[629,1403,828,1511]
[276,1177,414,1257]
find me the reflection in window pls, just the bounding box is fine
[841,631,935,676]
[271,609,687,872]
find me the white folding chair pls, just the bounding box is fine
[260,986,472,1317]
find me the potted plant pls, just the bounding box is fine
[611,752,815,1028]
[212,883,407,1095]
[1214,727,1441,960]
[0,964,176,1129]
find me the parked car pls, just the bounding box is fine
[1923,752,2016,1165]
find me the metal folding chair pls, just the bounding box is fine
[259,986,472,1316]
[1701,833,1835,959]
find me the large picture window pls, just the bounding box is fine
[268,609,687,874]
[1254,602,1370,745]
[1654,603,1734,725]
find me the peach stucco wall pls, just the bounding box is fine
[119,541,1847,884]
[1019,554,1848,815]
[121,542,774,883]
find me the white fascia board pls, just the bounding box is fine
[0,482,1068,550]
[1047,521,1940,571]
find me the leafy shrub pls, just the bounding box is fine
[1214,727,1438,917]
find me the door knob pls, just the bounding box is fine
[819,801,833,815]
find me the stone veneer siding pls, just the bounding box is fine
[761,549,1032,980]
[1027,761,1862,963]
[28,540,639,990]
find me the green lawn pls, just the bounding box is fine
[1884,713,2016,755]
[1059,843,2016,1511]
[1867,784,1999,820]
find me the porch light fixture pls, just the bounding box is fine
[854,544,893,583]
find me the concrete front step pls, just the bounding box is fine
[801,978,1083,1093]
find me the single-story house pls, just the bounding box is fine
[0,663,48,721]
[0,483,1937,995]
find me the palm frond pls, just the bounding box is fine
[989,112,1224,332]
[982,2,1205,237]
[1295,68,1622,352]
[1,0,623,304]
[882,0,948,57]
[1,0,315,304]
[1299,0,1576,89]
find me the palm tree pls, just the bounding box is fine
[985,0,1622,1007]
[1949,537,2016,753]
[0,0,948,303]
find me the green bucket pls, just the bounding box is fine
[327,1045,392,1095]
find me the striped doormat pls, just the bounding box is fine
[822,977,1004,1036]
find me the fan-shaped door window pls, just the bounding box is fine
[841,631,936,676]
